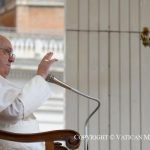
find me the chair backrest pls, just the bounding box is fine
[0,129,80,150]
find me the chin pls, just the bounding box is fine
[4,71,10,78]
[0,68,10,78]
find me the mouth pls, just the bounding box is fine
[7,64,11,68]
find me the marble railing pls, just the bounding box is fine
[9,36,64,60]
[0,29,64,60]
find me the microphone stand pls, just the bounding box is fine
[46,74,101,150]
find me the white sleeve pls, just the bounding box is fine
[0,99,24,124]
[0,75,51,120]
[0,76,21,112]
[18,75,51,118]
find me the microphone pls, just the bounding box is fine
[46,74,101,150]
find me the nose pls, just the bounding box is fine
[8,55,15,63]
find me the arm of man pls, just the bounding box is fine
[0,75,51,123]
[0,52,57,123]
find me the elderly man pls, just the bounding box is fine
[0,35,57,150]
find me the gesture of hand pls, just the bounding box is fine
[37,52,57,79]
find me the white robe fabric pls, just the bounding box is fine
[0,75,52,150]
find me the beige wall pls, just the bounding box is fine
[0,5,64,34]
[0,9,16,27]
[17,6,64,33]
[65,0,150,150]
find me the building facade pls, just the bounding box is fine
[0,0,64,34]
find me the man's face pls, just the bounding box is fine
[0,36,15,78]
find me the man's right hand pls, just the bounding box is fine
[36,52,58,79]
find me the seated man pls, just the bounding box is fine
[0,35,57,150]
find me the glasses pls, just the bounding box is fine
[0,47,15,59]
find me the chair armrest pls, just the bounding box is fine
[0,129,80,149]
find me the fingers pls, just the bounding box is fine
[42,52,58,63]
[37,52,58,79]
[43,52,52,61]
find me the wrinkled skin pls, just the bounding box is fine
[0,35,15,78]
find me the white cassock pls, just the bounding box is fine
[0,75,52,150]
